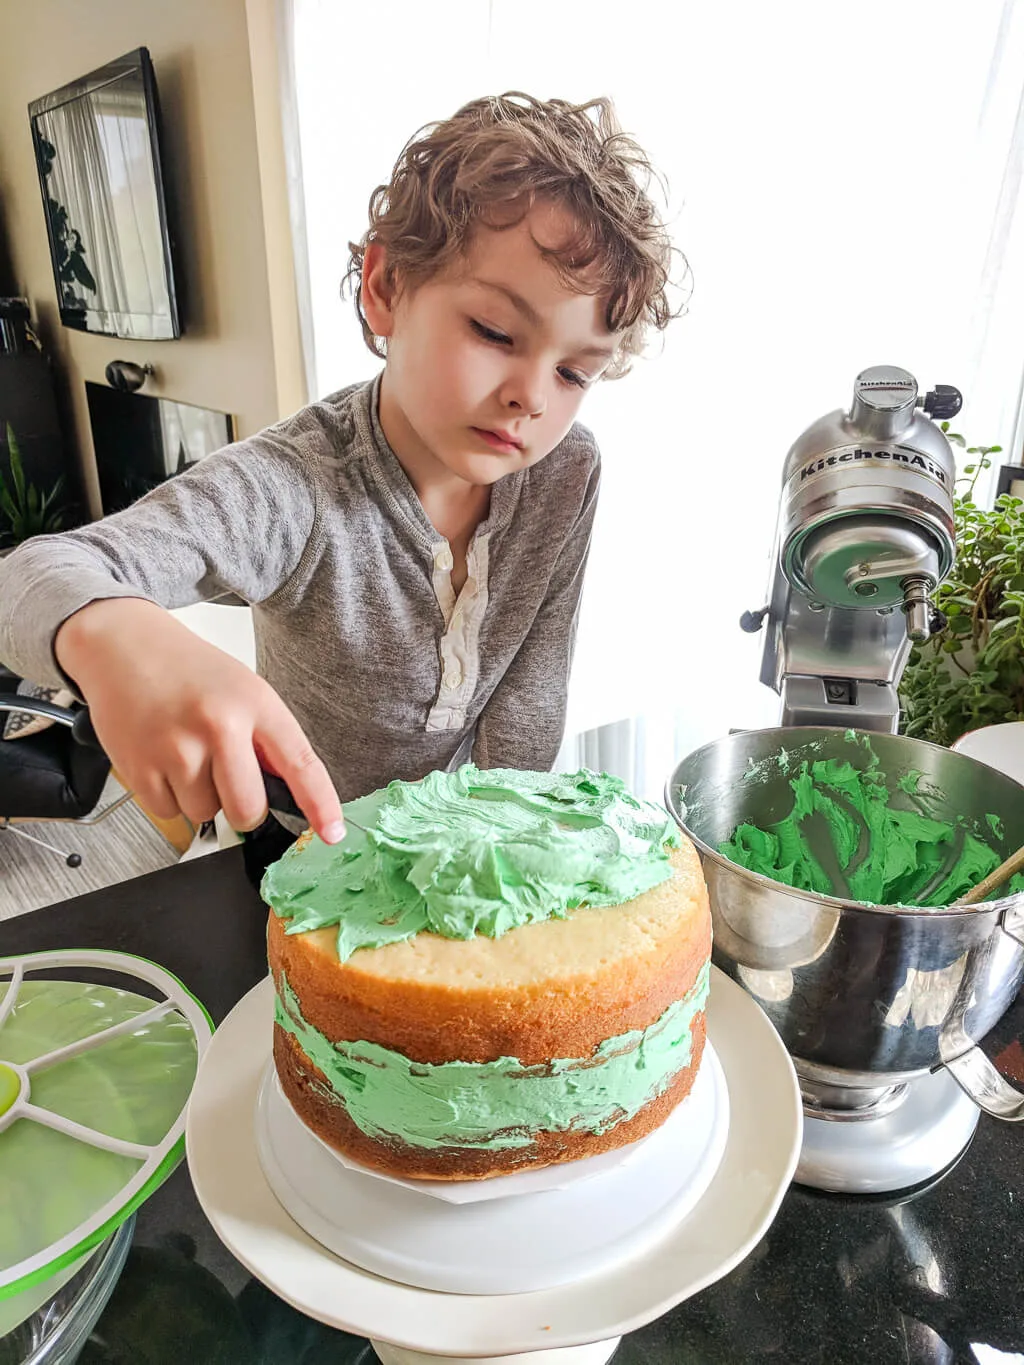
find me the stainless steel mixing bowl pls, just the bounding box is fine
[666,728,1024,1120]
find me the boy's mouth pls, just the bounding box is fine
[472,427,524,454]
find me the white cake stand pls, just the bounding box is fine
[253,1042,730,1295]
[186,966,801,1363]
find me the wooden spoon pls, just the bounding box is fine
[953,842,1024,906]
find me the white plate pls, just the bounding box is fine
[186,966,801,1357]
[253,1041,729,1294]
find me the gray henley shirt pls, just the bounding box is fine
[0,375,600,801]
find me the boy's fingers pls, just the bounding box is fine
[255,711,345,844]
[166,753,221,827]
[134,772,181,822]
[211,744,272,833]
[171,775,222,827]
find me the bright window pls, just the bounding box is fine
[287,0,1024,764]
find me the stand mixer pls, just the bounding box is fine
[671,365,1024,1195]
[742,363,962,732]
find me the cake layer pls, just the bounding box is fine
[273,1004,709,1181]
[274,961,709,1147]
[267,842,709,1066]
[262,765,684,959]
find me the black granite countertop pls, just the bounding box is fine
[2,850,1022,1365]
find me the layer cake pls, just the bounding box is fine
[263,765,711,1180]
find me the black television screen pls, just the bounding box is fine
[86,383,233,514]
[28,48,180,340]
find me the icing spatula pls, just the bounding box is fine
[262,772,369,839]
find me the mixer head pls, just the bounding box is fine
[745,366,961,731]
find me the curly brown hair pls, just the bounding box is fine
[344,93,686,378]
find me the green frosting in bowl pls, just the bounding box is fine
[720,749,1024,908]
[262,765,681,961]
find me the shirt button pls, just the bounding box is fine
[443,669,463,690]
[435,546,454,572]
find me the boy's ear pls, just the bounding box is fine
[361,242,396,340]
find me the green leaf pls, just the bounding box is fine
[899,429,1024,744]
[0,484,18,525]
[39,475,66,517]
[5,425,26,507]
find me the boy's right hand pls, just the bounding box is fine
[55,598,346,843]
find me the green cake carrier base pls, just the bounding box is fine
[0,950,213,1354]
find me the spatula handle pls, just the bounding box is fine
[953,842,1024,906]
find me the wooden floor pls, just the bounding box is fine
[0,776,182,920]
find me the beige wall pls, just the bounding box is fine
[0,0,303,519]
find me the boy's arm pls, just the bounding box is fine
[0,433,315,689]
[0,431,345,843]
[472,458,600,772]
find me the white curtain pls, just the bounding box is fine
[38,96,131,314]
[284,0,1024,798]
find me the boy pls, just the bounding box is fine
[0,93,677,868]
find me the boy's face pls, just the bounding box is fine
[366,203,620,490]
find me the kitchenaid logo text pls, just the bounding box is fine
[799,447,947,484]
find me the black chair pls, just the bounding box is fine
[0,666,130,866]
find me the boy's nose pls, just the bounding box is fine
[501,368,546,418]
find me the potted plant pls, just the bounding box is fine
[899,428,1024,747]
[0,422,68,551]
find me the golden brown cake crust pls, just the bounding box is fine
[267,840,710,1066]
[273,1013,708,1181]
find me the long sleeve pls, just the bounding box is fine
[0,427,317,689]
[472,457,601,771]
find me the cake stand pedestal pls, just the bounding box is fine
[186,967,801,1363]
[370,1340,620,1364]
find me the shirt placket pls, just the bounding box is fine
[425,534,490,732]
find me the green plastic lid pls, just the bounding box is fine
[0,950,213,1308]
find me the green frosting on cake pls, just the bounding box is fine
[262,765,681,961]
[720,745,1024,907]
[274,964,710,1151]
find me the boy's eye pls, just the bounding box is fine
[470,319,588,390]
[470,319,511,345]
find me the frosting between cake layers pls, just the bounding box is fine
[262,765,682,961]
[720,743,1024,907]
[273,962,710,1151]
